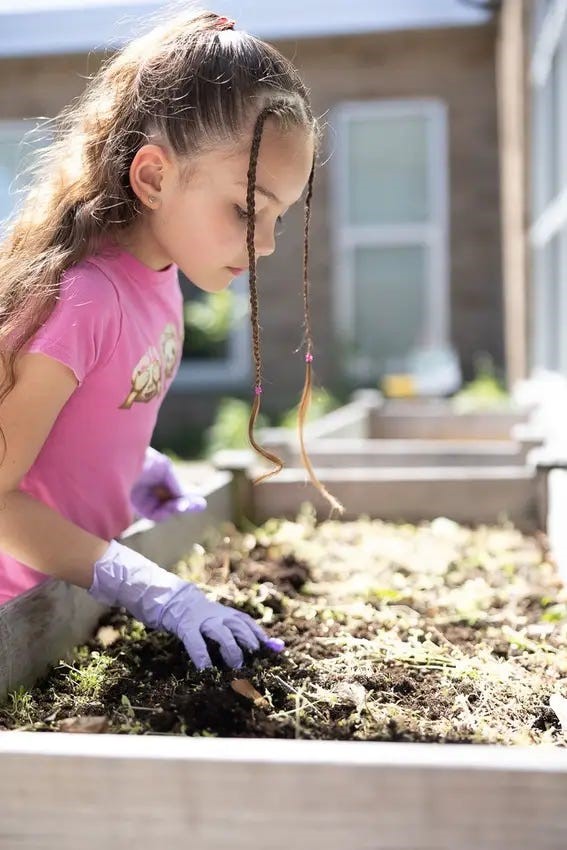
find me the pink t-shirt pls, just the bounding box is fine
[0,242,184,605]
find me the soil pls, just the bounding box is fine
[2,505,567,745]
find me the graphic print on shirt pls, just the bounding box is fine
[119,322,183,409]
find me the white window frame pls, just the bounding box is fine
[329,98,450,380]
[173,273,252,391]
[529,0,567,372]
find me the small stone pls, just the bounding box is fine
[96,626,121,648]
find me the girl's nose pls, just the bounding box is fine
[254,225,276,258]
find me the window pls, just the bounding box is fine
[329,99,449,382]
[529,0,567,373]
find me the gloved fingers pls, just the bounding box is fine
[149,495,206,523]
[200,621,244,669]
[147,500,180,523]
[230,610,268,642]
[174,494,208,513]
[181,627,214,671]
[264,637,286,652]
[162,463,186,499]
[223,617,260,653]
[182,629,213,670]
[236,611,286,651]
[130,483,169,521]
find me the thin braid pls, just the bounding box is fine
[245,109,345,516]
[246,107,285,484]
[302,163,315,357]
[296,159,345,517]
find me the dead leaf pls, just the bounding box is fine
[230,678,270,710]
[57,716,109,734]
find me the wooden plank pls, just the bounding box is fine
[0,581,105,702]
[0,472,233,700]
[0,734,566,850]
[283,437,525,467]
[250,466,538,529]
[374,412,528,441]
[259,396,377,455]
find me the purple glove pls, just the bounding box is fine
[88,539,285,670]
[131,447,207,522]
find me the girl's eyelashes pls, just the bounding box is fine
[234,205,285,234]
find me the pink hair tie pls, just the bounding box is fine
[254,385,263,396]
[215,16,236,30]
[305,353,313,363]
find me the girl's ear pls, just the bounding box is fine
[129,144,170,207]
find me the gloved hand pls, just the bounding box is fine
[88,539,285,670]
[131,447,207,522]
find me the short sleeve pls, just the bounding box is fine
[25,262,122,385]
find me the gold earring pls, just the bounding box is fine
[148,195,156,205]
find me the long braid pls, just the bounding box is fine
[297,160,345,517]
[246,107,285,484]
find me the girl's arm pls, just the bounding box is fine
[0,351,285,668]
[0,351,109,588]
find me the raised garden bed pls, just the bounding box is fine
[251,392,536,526]
[2,391,567,849]
[2,507,567,849]
[3,507,567,745]
[259,392,532,454]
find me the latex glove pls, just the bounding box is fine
[88,539,285,670]
[131,447,207,522]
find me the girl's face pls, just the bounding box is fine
[127,120,315,292]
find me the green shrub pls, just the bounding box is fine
[204,397,270,457]
[452,353,508,413]
[203,388,340,458]
[277,387,340,429]
[183,290,248,359]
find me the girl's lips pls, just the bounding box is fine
[227,266,245,275]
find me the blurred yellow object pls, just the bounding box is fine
[381,374,417,397]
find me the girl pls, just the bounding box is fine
[0,7,343,671]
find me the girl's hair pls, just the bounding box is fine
[0,6,344,516]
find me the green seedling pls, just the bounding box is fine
[4,685,35,725]
[59,650,116,699]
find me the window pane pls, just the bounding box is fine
[348,114,429,225]
[560,23,567,191]
[532,0,553,48]
[352,244,427,374]
[533,48,561,217]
